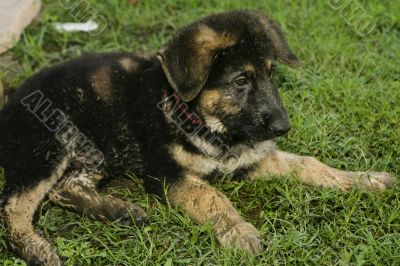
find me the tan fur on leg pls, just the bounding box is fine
[48,169,147,224]
[3,158,69,266]
[250,150,394,191]
[168,175,262,254]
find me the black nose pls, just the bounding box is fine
[270,121,291,136]
[261,110,291,136]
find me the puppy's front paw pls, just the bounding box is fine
[28,257,46,266]
[356,171,395,191]
[114,204,148,225]
[218,222,262,255]
[27,253,62,266]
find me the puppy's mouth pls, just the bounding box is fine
[246,129,277,142]
[216,114,290,143]
[227,124,275,142]
[238,118,293,140]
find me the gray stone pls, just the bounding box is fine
[0,0,42,54]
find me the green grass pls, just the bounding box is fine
[1,0,400,265]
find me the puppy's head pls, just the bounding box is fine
[158,10,302,142]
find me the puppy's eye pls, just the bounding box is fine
[234,76,249,86]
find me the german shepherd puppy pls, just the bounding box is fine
[0,10,394,265]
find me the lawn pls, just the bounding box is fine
[1,0,400,265]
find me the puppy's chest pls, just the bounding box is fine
[170,140,276,178]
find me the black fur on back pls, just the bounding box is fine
[0,53,183,197]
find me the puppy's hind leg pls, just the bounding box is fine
[3,158,69,266]
[48,169,147,225]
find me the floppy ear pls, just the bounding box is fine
[254,12,303,68]
[157,24,237,102]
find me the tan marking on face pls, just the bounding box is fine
[199,89,241,115]
[90,66,113,103]
[118,57,139,73]
[203,114,227,133]
[221,101,241,115]
[199,89,221,112]
[244,63,256,74]
[3,157,69,264]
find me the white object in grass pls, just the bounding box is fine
[53,21,99,33]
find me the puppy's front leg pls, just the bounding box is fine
[250,150,394,191]
[168,175,262,254]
